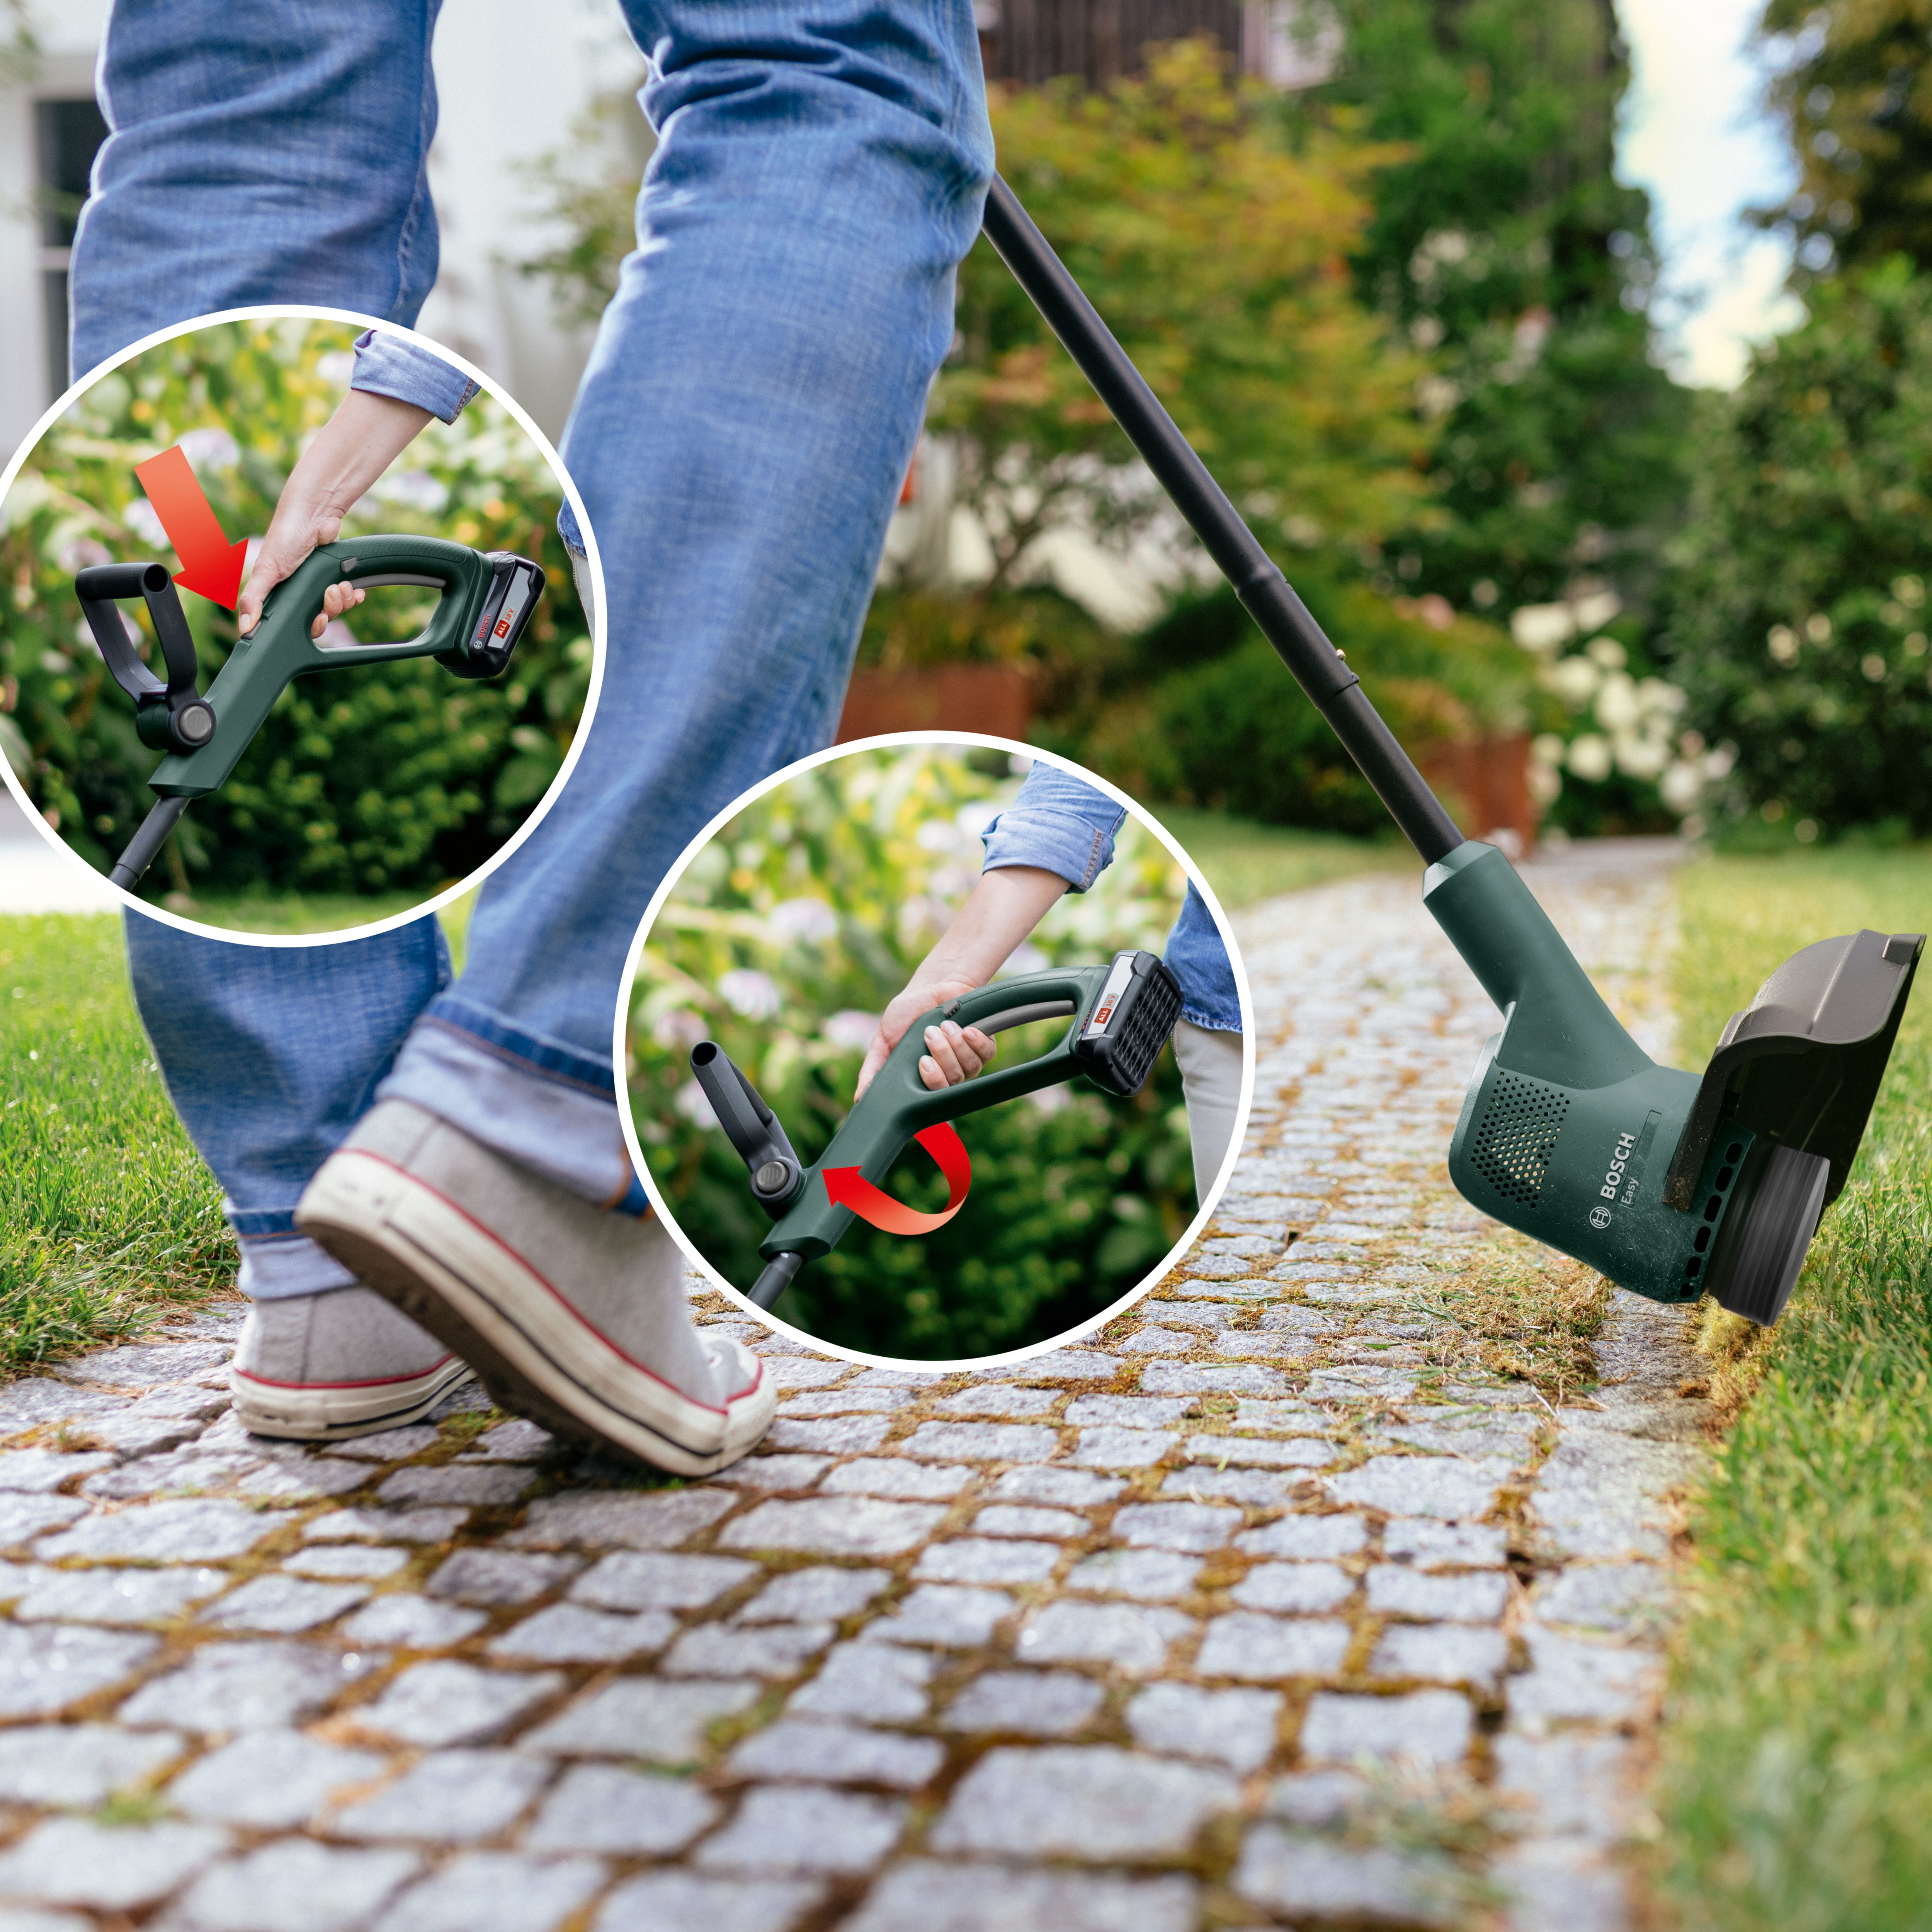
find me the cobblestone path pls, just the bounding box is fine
[0,840,1708,1932]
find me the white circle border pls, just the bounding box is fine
[0,303,609,947]
[613,729,1259,1374]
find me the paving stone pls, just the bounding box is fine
[1068,1427,1175,1469]
[339,1595,489,1651]
[991,1467,1122,1507]
[1196,1613,1352,1681]
[525,1761,719,1853]
[857,1584,1009,1648]
[80,1449,263,1501]
[1160,1466,1303,1506]
[570,1550,756,1612]
[662,1621,834,1678]
[717,1497,944,1558]
[1008,1349,1116,1381]
[1183,1434,1335,1468]
[173,1839,422,1932]
[1110,1502,1240,1552]
[1015,1601,1192,1675]
[935,1386,1061,1418]
[168,1731,389,1828]
[695,1784,905,1874]
[766,1415,892,1455]
[521,1676,761,1760]
[777,1389,912,1417]
[1231,1561,1355,1614]
[841,1863,1198,1932]
[725,1718,946,1787]
[1508,1630,1660,1729]
[280,1546,410,1584]
[322,1426,441,1463]
[0,1623,159,1718]
[376,1852,602,1932]
[331,1747,552,1840]
[1128,1682,1281,1773]
[460,1420,560,1462]
[489,1602,675,1664]
[1233,1826,1453,1927]
[1235,1399,1324,1430]
[352,1658,565,1748]
[376,1465,534,1507]
[1383,1519,1509,1569]
[1119,1327,1194,1355]
[1367,1566,1510,1623]
[898,1422,1058,1464]
[36,1497,290,1563]
[0,1449,115,1493]
[305,1507,470,1546]
[1138,1362,1290,1397]
[201,1573,369,1633]
[0,1907,92,1932]
[1064,1549,1201,1601]
[1492,1837,1629,1932]
[714,1454,833,1491]
[914,1537,1059,1584]
[787,1643,932,1722]
[966,1504,1086,1540]
[123,1639,375,1733]
[1532,1561,1669,1634]
[764,1357,848,1389]
[942,1670,1105,1736]
[1299,1689,1473,1767]
[1370,1623,1509,1689]
[0,1381,130,1434]
[1324,1454,1514,1521]
[240,1457,376,1503]
[1267,1768,1368,1827]
[1492,1733,1635,1841]
[1234,1514,1368,1560]
[594,1872,822,1932]
[424,1549,582,1606]
[930,1745,1238,1859]
[0,1723,184,1805]
[14,1564,228,1626]
[0,1495,88,1551]
[1061,1396,1192,1428]
[0,1817,227,1910]
[816,1458,973,1500]
[735,1567,890,1624]
[90,1413,208,1457]
[58,1341,231,1388]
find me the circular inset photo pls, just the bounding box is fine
[0,307,600,938]
[619,734,1254,1367]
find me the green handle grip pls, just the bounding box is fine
[759,963,1112,1263]
[148,537,497,798]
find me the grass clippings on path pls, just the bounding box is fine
[1655,847,1932,1930]
[0,914,235,1374]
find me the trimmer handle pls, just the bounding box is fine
[75,562,216,755]
[141,537,543,799]
[690,1041,805,1215]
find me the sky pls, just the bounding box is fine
[1613,0,1804,388]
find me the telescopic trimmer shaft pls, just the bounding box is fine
[109,796,188,891]
[980,176,1463,865]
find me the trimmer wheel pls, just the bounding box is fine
[1707,1142,1832,1327]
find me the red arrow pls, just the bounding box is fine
[823,1123,972,1236]
[134,444,248,611]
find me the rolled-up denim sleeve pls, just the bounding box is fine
[979,763,1126,893]
[351,328,479,424]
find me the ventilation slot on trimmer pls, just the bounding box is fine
[1471,1073,1570,1206]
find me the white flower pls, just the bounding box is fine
[718,969,782,1020]
[1543,656,1600,707]
[956,800,1001,837]
[1613,731,1668,780]
[1660,762,1703,812]
[1002,943,1049,976]
[177,426,240,473]
[1567,734,1613,782]
[1527,762,1563,805]
[1531,733,1568,767]
[1767,625,1799,666]
[1512,603,1575,651]
[916,819,963,852]
[1585,635,1627,671]
[1572,589,1622,632]
[674,1079,719,1128]
[650,1008,708,1051]
[767,898,838,944]
[822,1010,880,1051]
[122,497,168,548]
[370,469,449,514]
[1594,671,1640,732]
[1704,744,1738,781]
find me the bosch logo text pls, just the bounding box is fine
[1600,1130,1636,1200]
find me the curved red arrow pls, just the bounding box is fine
[823,1123,972,1235]
[135,444,249,611]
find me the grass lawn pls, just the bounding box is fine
[151,886,444,935]
[1151,806,1415,910]
[1656,847,1932,1928]
[0,915,234,1375]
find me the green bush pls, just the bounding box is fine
[0,318,590,898]
[626,745,1197,1361]
[1667,259,1932,840]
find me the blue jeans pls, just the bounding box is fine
[78,1,993,1297]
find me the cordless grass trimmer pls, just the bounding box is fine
[79,537,544,890]
[700,176,1920,1329]
[694,949,1184,1309]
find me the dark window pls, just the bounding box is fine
[35,96,110,399]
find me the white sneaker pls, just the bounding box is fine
[294,1099,775,1476]
[230,1286,475,1440]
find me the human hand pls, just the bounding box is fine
[855,973,999,1100]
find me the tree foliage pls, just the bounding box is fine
[1667,259,1932,838]
[0,320,589,900]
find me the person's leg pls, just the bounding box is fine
[1173,1021,1247,1202]
[74,0,460,1434]
[301,3,993,1458]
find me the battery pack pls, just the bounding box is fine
[1071,950,1183,1097]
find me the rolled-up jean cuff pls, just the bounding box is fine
[230,1219,359,1301]
[376,1001,636,1207]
